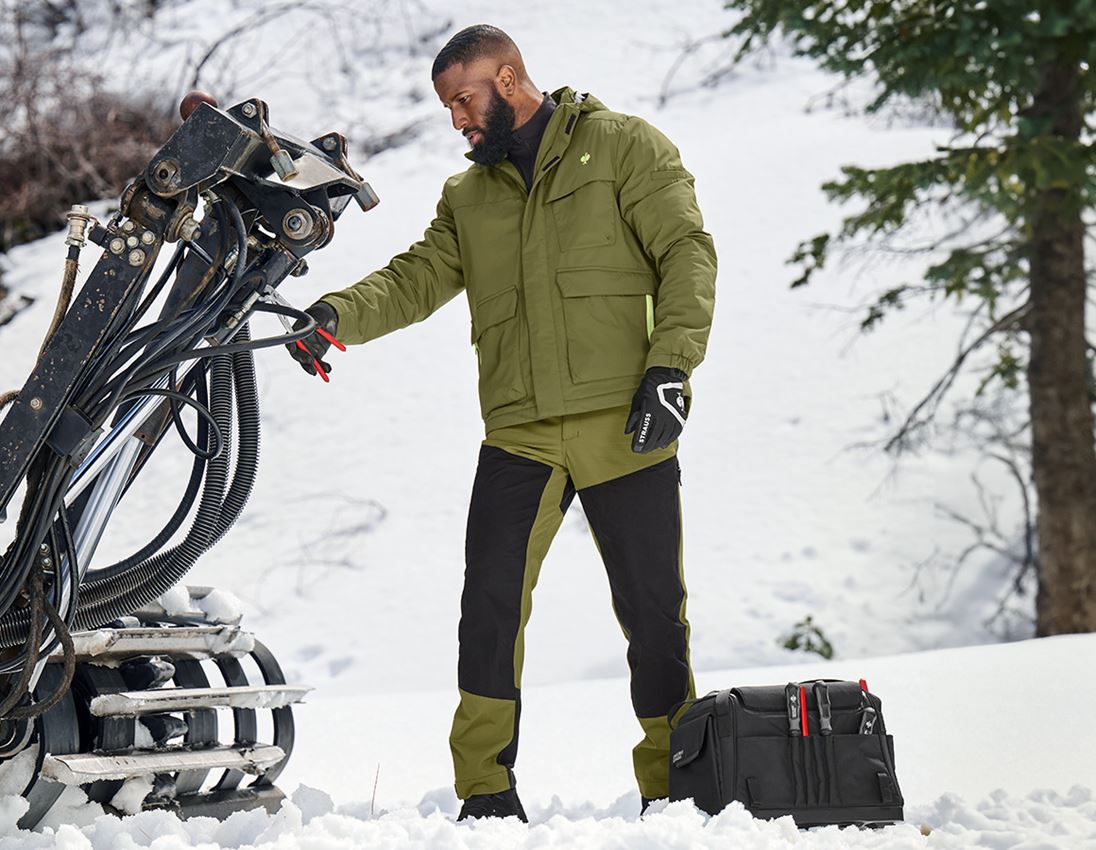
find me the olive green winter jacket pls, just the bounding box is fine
[321,86,717,432]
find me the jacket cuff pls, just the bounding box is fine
[318,297,351,343]
[645,353,698,378]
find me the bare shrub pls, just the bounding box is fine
[0,9,178,252]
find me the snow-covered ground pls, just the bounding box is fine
[4,636,1096,847]
[0,0,1090,846]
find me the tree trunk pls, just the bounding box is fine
[1027,60,1096,635]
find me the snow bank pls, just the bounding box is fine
[0,789,1093,849]
[0,636,1087,848]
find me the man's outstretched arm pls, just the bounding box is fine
[318,189,465,345]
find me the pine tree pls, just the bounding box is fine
[723,0,1096,634]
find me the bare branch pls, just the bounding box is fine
[988,452,1038,592]
[884,301,1030,454]
[188,1,330,91]
[655,32,728,108]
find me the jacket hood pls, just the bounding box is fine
[549,86,609,113]
[463,87,609,162]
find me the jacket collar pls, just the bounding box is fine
[463,87,607,180]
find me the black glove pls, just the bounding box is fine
[286,300,339,376]
[624,367,689,453]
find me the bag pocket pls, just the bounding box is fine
[735,736,799,810]
[830,734,902,806]
[669,713,724,815]
[470,286,527,416]
[556,267,654,384]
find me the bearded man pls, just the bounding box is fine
[288,23,717,822]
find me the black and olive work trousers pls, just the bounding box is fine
[449,404,696,800]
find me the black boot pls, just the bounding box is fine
[457,786,528,822]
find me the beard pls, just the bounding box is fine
[465,88,515,166]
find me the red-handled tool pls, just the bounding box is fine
[264,286,344,381]
[293,340,330,382]
[314,326,346,352]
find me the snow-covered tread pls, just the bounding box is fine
[60,626,255,662]
[89,685,310,716]
[41,745,286,785]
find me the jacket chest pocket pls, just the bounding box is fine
[455,199,523,283]
[545,168,617,252]
[470,286,527,416]
[556,267,655,384]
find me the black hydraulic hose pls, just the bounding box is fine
[82,372,213,584]
[0,203,262,644]
[119,387,225,461]
[75,242,185,400]
[167,368,221,460]
[0,579,44,711]
[0,456,69,621]
[72,326,259,629]
[118,362,211,494]
[82,199,246,423]
[72,352,234,616]
[0,353,233,645]
[208,329,260,549]
[8,594,76,719]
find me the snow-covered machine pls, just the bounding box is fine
[0,93,377,826]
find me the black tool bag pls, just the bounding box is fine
[668,679,903,827]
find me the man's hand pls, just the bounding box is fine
[286,301,339,376]
[625,367,689,453]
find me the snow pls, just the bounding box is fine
[1,786,1096,848]
[0,750,36,799]
[156,586,191,617]
[154,586,244,624]
[132,723,155,751]
[107,777,153,817]
[192,589,244,625]
[0,0,1091,846]
[0,637,1090,846]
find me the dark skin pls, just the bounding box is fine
[434,54,544,148]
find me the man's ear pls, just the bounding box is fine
[496,64,516,96]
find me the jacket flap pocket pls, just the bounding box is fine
[472,287,518,338]
[545,160,614,202]
[670,713,712,769]
[557,268,656,297]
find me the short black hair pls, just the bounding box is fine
[431,24,516,80]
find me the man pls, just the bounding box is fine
[288,24,717,822]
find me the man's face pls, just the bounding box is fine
[435,59,516,166]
